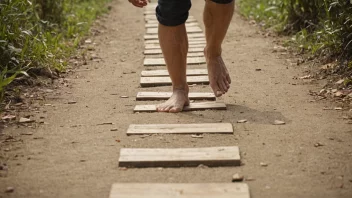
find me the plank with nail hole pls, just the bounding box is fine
[140,76,209,87]
[118,146,239,167]
[136,92,215,101]
[127,123,233,135]
[109,183,250,198]
[144,57,205,66]
[134,102,226,112]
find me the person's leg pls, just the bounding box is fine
[203,0,234,97]
[155,0,191,113]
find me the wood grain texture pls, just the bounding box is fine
[127,123,233,135]
[140,76,209,87]
[144,57,205,66]
[109,183,250,198]
[119,146,240,167]
[147,26,202,34]
[145,33,204,40]
[141,69,208,77]
[144,47,204,55]
[136,92,216,101]
[134,102,226,112]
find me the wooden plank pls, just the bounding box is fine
[127,123,233,135]
[145,33,204,40]
[145,43,205,49]
[145,37,205,44]
[145,15,195,20]
[147,26,202,34]
[144,57,205,66]
[109,183,250,198]
[144,47,204,55]
[134,102,226,112]
[145,40,206,45]
[145,22,199,28]
[118,146,239,167]
[141,69,207,77]
[140,76,209,87]
[147,18,197,24]
[136,92,215,101]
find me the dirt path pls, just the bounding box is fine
[1,0,352,197]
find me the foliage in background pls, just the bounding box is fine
[0,0,111,101]
[238,0,352,80]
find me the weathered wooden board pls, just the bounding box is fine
[145,15,195,20]
[109,183,250,198]
[145,33,205,40]
[144,57,205,66]
[134,102,226,112]
[144,47,204,55]
[144,10,155,15]
[145,44,205,49]
[127,123,233,135]
[118,146,239,167]
[141,69,207,77]
[140,76,209,87]
[147,18,197,24]
[145,37,205,44]
[145,40,206,46]
[145,22,199,28]
[136,92,215,101]
[147,26,202,34]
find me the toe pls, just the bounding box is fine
[211,83,223,97]
[219,80,228,93]
[169,107,182,113]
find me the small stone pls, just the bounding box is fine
[120,96,129,98]
[19,117,34,123]
[255,68,262,71]
[232,173,244,182]
[237,119,247,123]
[5,187,14,193]
[110,128,118,131]
[273,120,285,125]
[68,101,77,104]
[334,107,343,110]
[191,134,204,138]
[314,142,324,147]
[336,79,344,84]
[335,91,343,97]
[260,162,268,167]
[197,164,209,169]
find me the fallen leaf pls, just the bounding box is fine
[1,115,16,121]
[336,79,344,84]
[273,120,285,125]
[191,134,204,138]
[237,119,247,123]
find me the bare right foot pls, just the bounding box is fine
[156,87,190,113]
[205,48,231,97]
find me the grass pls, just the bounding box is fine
[238,0,352,82]
[0,0,111,103]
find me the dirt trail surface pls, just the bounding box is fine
[1,0,352,197]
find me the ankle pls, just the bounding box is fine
[173,84,189,93]
[204,46,222,58]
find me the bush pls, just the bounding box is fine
[0,0,111,101]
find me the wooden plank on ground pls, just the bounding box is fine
[136,92,215,101]
[144,57,205,66]
[145,22,199,28]
[109,183,250,198]
[145,33,204,40]
[118,146,239,167]
[134,102,226,112]
[140,76,209,87]
[141,69,207,77]
[145,15,195,20]
[145,40,206,45]
[147,26,202,34]
[147,18,197,24]
[145,37,205,44]
[144,47,204,55]
[127,123,233,135]
[145,44,205,49]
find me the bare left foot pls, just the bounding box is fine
[156,87,190,113]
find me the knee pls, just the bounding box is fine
[210,0,234,4]
[156,0,191,26]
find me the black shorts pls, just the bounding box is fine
[156,0,233,26]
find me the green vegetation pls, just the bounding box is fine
[0,0,111,101]
[238,0,352,80]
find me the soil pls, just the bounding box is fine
[1,0,352,198]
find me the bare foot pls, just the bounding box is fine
[205,48,231,97]
[156,87,190,113]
